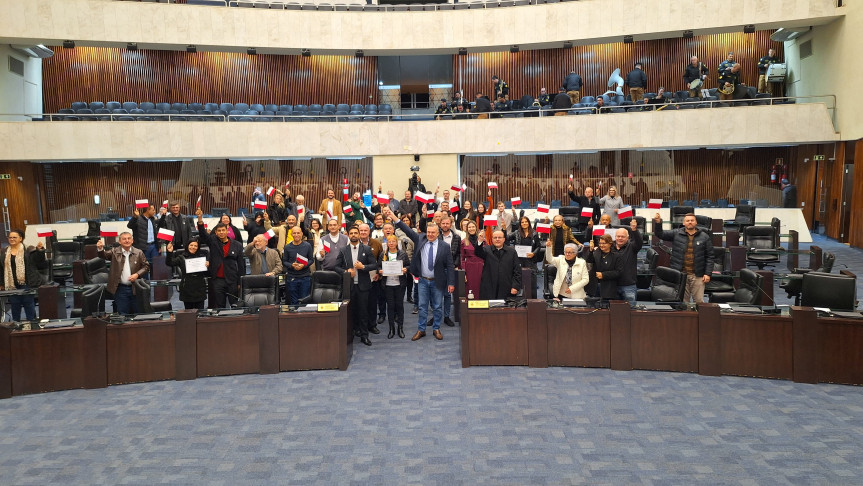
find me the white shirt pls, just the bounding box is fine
[420,239,437,279]
[120,248,132,285]
[327,200,334,218]
[350,245,359,284]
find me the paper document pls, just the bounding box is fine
[381,260,403,277]
[185,257,208,274]
[514,245,532,258]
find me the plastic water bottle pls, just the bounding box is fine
[468,290,474,300]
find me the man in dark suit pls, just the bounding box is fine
[201,222,245,309]
[335,225,379,346]
[386,206,455,341]
[471,230,522,300]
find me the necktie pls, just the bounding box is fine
[427,241,434,272]
[260,250,268,274]
[565,263,573,286]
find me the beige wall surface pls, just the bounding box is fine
[0,104,840,162]
[785,2,862,140]
[0,0,840,55]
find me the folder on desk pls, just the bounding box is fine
[488,300,507,308]
[729,306,763,314]
[561,299,587,307]
[43,320,77,329]
[830,310,863,319]
[640,304,674,311]
[216,309,245,317]
[132,313,163,321]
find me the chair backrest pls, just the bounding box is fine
[240,275,278,307]
[133,278,154,313]
[543,264,557,299]
[644,247,659,271]
[80,284,104,318]
[650,266,685,302]
[306,270,343,303]
[82,257,110,285]
[695,214,712,234]
[734,268,763,304]
[820,252,836,273]
[620,216,646,235]
[234,102,250,112]
[670,206,694,228]
[801,272,857,310]
[557,206,580,217]
[52,241,83,264]
[734,205,756,225]
[743,226,776,250]
[771,217,781,248]
[712,247,728,272]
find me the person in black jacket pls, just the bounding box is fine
[473,92,492,119]
[626,62,648,104]
[127,204,160,273]
[551,87,571,115]
[157,201,193,251]
[611,219,643,306]
[653,212,714,304]
[200,222,245,309]
[335,225,379,346]
[563,69,583,105]
[471,230,522,300]
[586,234,624,301]
[0,229,46,321]
[166,238,209,309]
[568,184,601,232]
[243,211,267,244]
[507,215,541,269]
[378,235,409,339]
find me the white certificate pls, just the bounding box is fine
[184,257,208,274]
[514,245,532,258]
[381,260,403,277]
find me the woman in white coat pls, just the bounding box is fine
[545,240,589,300]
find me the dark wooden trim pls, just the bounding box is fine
[258,305,280,374]
[82,317,108,389]
[526,300,547,368]
[698,303,721,377]
[0,326,12,399]
[174,310,197,380]
[609,301,632,371]
[792,306,818,384]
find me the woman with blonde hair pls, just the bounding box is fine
[378,234,409,339]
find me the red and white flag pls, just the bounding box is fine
[487,182,498,189]
[284,181,290,188]
[100,229,118,237]
[343,206,353,214]
[296,254,309,265]
[511,197,521,206]
[266,186,276,197]
[648,198,663,209]
[263,228,277,240]
[297,205,305,215]
[483,215,496,227]
[322,239,331,253]
[195,195,202,209]
[618,206,633,219]
[135,199,149,209]
[161,199,169,209]
[450,205,459,214]
[569,174,573,181]
[581,206,594,218]
[592,225,606,236]
[326,210,333,220]
[427,212,435,219]
[451,185,462,192]
[254,200,268,210]
[536,223,551,234]
[156,228,175,241]
[376,193,389,204]
[414,191,433,204]
[37,228,53,238]
[536,204,550,214]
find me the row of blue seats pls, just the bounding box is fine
[67,101,393,114]
[54,108,389,121]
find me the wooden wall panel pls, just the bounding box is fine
[38,158,373,223]
[822,144,846,240]
[0,162,43,241]
[849,140,863,248]
[454,31,780,100]
[42,48,379,112]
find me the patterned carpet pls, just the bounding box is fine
[2,234,863,483]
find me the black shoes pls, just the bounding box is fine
[444,317,455,327]
[369,326,381,335]
[397,325,405,339]
[360,337,372,346]
[387,326,395,339]
[377,316,385,324]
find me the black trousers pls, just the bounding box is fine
[377,280,387,316]
[211,278,238,309]
[350,285,370,337]
[405,271,414,300]
[384,284,405,327]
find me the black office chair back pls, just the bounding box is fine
[695,215,712,234]
[304,271,343,304]
[80,284,105,318]
[52,241,83,280]
[558,206,580,217]
[734,205,756,226]
[712,247,727,272]
[38,259,54,286]
[241,275,278,307]
[801,272,857,310]
[543,264,557,299]
[87,220,102,237]
[82,257,110,285]
[620,216,647,243]
[743,226,776,250]
[821,252,836,273]
[734,268,763,305]
[133,279,173,313]
[670,206,694,228]
[650,266,685,302]
[770,217,781,248]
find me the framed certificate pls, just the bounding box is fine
[381,260,402,277]
[184,257,208,273]
[514,245,532,258]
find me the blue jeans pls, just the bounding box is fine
[416,277,443,332]
[443,290,452,318]
[617,284,637,307]
[287,276,311,305]
[114,284,138,315]
[8,285,36,321]
[144,243,159,279]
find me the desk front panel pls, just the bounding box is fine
[106,320,176,385]
[11,328,86,395]
[818,317,863,385]
[546,308,610,368]
[721,314,792,380]
[279,312,341,371]
[196,316,260,377]
[631,311,699,372]
[468,308,528,366]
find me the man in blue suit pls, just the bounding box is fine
[335,225,379,346]
[386,206,455,341]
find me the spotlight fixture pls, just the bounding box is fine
[623,35,633,44]
[126,42,137,51]
[62,40,75,49]
[510,45,519,53]
[247,47,257,55]
[562,41,573,49]
[301,49,311,57]
[186,45,197,53]
[682,30,693,39]
[355,49,364,58]
[458,47,467,56]
[744,24,755,34]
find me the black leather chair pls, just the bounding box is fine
[133,279,173,313]
[636,247,659,290]
[51,241,83,284]
[81,257,110,285]
[670,206,694,229]
[771,217,781,249]
[781,251,835,305]
[704,247,734,294]
[620,216,648,245]
[729,205,756,232]
[801,271,857,310]
[299,271,343,304]
[709,268,763,304]
[240,275,278,306]
[87,219,102,237]
[70,284,105,318]
[744,226,780,269]
[636,266,685,302]
[543,264,558,299]
[695,215,712,234]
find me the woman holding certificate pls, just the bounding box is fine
[507,216,541,269]
[378,235,409,339]
[166,239,209,309]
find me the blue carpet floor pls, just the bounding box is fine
[2,234,863,483]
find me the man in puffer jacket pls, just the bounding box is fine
[652,212,714,304]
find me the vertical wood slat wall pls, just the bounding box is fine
[0,162,43,241]
[42,48,379,113]
[453,31,780,100]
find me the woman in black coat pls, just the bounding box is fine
[166,238,209,309]
[585,234,624,301]
[0,229,47,321]
[507,215,542,269]
[378,235,410,339]
[243,211,267,244]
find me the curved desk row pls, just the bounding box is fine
[0,304,353,399]
[460,301,863,386]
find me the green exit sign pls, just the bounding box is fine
[0,174,11,180]
[813,155,826,161]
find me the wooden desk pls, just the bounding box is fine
[630,308,699,373]
[0,324,87,397]
[461,301,539,367]
[798,308,863,386]
[196,313,262,377]
[546,307,610,368]
[278,302,352,371]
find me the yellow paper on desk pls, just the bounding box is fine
[468,300,489,309]
[317,303,339,312]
